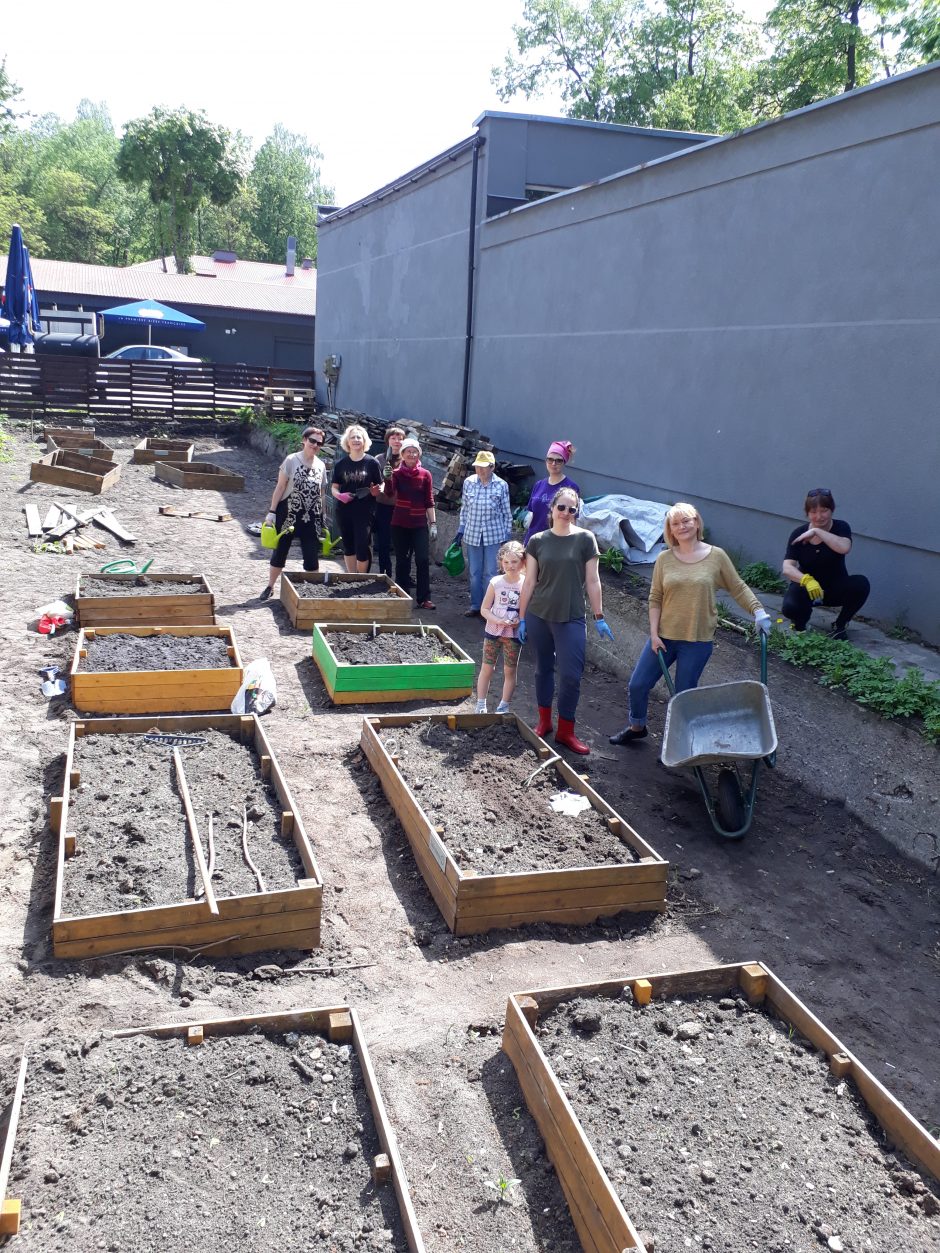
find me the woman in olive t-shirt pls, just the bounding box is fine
[517,486,613,756]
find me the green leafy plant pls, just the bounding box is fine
[739,561,786,595]
[599,545,625,574]
[484,1175,521,1204]
[319,529,343,558]
[767,628,940,744]
[0,413,14,464]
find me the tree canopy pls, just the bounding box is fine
[494,0,937,134]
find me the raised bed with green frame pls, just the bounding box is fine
[312,623,475,704]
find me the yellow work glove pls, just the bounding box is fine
[800,573,824,603]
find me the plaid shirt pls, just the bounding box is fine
[459,473,512,546]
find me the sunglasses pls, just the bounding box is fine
[304,436,323,446]
[806,488,831,498]
[554,503,578,513]
[545,456,564,465]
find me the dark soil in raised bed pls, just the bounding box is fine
[538,992,940,1253]
[296,577,400,600]
[63,729,304,916]
[81,633,232,672]
[79,576,204,598]
[7,1031,409,1252]
[329,631,461,665]
[384,722,640,875]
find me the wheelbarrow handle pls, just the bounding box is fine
[656,646,677,696]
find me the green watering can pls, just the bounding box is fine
[260,521,294,549]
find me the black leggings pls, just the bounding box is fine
[782,574,870,630]
[269,500,319,571]
[336,499,375,563]
[393,525,430,603]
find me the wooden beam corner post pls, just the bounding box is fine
[516,995,540,1027]
[0,1198,21,1236]
[327,1010,353,1043]
[739,963,768,1005]
[631,978,653,1006]
[371,1153,392,1185]
[187,1025,204,1047]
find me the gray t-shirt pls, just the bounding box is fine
[525,528,599,621]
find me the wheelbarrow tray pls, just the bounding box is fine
[661,679,777,769]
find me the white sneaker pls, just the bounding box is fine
[475,699,487,713]
[496,701,511,714]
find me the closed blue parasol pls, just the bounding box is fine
[103,299,205,345]
[4,224,42,349]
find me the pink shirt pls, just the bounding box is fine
[485,573,524,638]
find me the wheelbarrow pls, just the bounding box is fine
[658,633,777,839]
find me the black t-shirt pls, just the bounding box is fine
[785,518,852,584]
[331,454,381,500]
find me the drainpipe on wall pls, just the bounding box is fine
[460,137,484,428]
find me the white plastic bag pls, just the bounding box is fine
[34,599,75,622]
[549,790,592,816]
[231,658,277,715]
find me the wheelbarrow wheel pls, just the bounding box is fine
[716,769,745,833]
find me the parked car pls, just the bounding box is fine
[103,345,202,364]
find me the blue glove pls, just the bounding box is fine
[517,619,526,644]
[455,528,464,543]
[595,618,615,642]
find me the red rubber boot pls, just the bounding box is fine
[555,717,590,755]
[534,706,553,738]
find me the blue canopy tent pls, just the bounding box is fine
[102,299,206,345]
[3,225,43,352]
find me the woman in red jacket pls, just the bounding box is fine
[388,438,437,610]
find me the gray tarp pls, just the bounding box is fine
[579,494,669,564]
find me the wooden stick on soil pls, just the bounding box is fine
[172,748,218,914]
[206,813,216,882]
[241,804,267,893]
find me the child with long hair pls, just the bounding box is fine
[475,540,526,714]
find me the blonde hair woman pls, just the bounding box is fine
[609,503,771,744]
[330,423,382,572]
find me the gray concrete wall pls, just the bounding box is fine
[469,67,940,640]
[315,150,477,423]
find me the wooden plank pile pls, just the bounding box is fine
[23,501,136,551]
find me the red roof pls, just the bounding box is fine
[31,255,315,319]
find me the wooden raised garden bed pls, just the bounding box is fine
[69,625,243,714]
[75,572,216,628]
[502,962,940,1253]
[313,623,474,704]
[360,712,668,935]
[50,713,323,958]
[132,436,195,464]
[281,572,413,628]
[0,1055,27,1236]
[41,424,95,446]
[29,449,120,494]
[155,460,244,491]
[46,434,116,461]
[1,1007,425,1250]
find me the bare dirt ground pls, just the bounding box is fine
[1,425,938,1251]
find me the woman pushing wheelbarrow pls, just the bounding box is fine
[608,502,776,836]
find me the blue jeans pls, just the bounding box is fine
[628,638,713,726]
[527,613,586,721]
[466,541,501,610]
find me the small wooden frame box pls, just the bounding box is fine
[0,1009,425,1251]
[360,712,668,935]
[69,624,243,714]
[29,449,120,494]
[132,436,195,464]
[50,713,323,958]
[75,573,216,628]
[281,572,413,629]
[41,424,95,446]
[155,461,244,491]
[46,435,117,461]
[313,622,474,704]
[503,962,940,1253]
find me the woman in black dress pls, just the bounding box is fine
[781,488,870,640]
[330,423,383,573]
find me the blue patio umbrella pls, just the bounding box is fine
[102,299,206,345]
[3,224,42,349]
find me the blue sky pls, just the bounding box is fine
[10,0,772,206]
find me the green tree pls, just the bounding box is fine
[0,57,24,136]
[494,0,762,132]
[763,0,909,112]
[116,107,243,274]
[247,124,334,264]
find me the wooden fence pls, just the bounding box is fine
[0,355,316,421]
